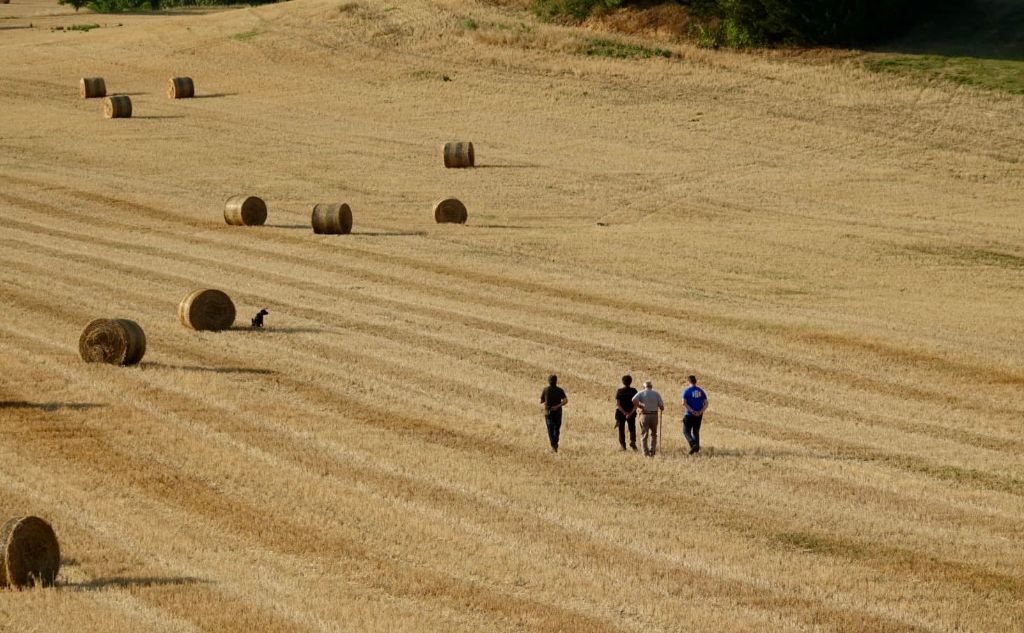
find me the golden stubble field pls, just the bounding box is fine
[0,0,1022,630]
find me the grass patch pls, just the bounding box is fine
[864,54,1024,95]
[53,23,101,31]
[461,18,478,30]
[580,38,671,59]
[231,29,259,41]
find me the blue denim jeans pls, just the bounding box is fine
[545,410,562,450]
[683,414,702,450]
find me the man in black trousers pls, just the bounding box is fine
[614,375,638,451]
[540,374,568,453]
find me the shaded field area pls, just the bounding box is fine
[0,0,1022,631]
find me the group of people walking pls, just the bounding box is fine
[540,374,709,456]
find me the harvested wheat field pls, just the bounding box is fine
[0,0,1022,630]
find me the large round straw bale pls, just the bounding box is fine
[79,77,106,99]
[442,142,474,168]
[433,198,467,224]
[224,195,267,226]
[103,95,131,119]
[0,516,60,589]
[167,77,194,99]
[311,203,353,235]
[78,318,146,366]
[178,289,236,331]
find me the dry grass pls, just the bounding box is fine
[0,0,1021,630]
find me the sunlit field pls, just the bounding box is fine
[1,0,1022,630]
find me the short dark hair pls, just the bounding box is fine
[548,374,558,385]
[622,375,632,386]
[688,375,697,384]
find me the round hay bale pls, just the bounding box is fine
[78,318,146,366]
[167,77,194,99]
[311,203,353,235]
[224,195,267,226]
[433,198,468,224]
[103,95,131,119]
[79,77,106,99]
[0,516,60,589]
[442,142,474,168]
[178,289,236,331]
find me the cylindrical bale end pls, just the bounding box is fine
[80,77,106,99]
[0,516,61,589]
[103,95,132,119]
[167,77,195,99]
[433,198,468,224]
[311,203,353,235]
[178,289,236,331]
[224,195,267,226]
[79,318,146,365]
[442,142,475,168]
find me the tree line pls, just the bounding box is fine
[535,0,957,46]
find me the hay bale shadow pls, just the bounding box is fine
[475,164,537,169]
[0,401,105,412]
[226,326,325,334]
[353,230,426,237]
[141,362,275,375]
[66,576,208,591]
[192,93,237,99]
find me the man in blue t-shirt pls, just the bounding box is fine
[681,375,709,455]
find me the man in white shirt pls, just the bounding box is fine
[631,381,664,457]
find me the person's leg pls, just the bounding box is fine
[692,416,702,452]
[550,411,562,451]
[627,417,637,450]
[616,418,626,449]
[545,414,557,451]
[650,417,659,456]
[640,416,652,455]
[683,415,697,452]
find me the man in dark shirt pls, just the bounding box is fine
[540,374,568,453]
[614,375,638,451]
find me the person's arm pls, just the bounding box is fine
[555,396,568,410]
[631,394,644,414]
[615,395,630,417]
[697,397,708,415]
[658,395,665,412]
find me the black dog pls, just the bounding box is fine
[251,309,269,328]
